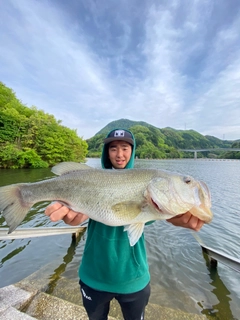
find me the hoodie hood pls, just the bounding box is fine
[101,129,136,169]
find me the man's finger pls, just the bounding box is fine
[48,205,70,222]
[45,202,63,216]
[63,211,79,224]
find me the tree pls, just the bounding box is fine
[0,82,88,168]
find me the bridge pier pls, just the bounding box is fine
[194,151,197,159]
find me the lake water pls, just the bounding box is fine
[0,159,240,319]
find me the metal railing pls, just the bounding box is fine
[0,223,88,240]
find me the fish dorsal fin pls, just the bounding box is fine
[124,223,145,246]
[51,162,93,176]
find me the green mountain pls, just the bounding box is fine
[95,119,158,135]
[87,118,239,159]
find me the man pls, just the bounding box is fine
[45,129,204,320]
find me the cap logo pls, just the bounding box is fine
[113,130,125,137]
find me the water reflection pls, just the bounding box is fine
[0,240,30,266]
[0,167,54,186]
[200,251,237,320]
[46,229,86,294]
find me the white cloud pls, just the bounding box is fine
[0,0,240,140]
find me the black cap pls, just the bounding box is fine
[104,129,134,145]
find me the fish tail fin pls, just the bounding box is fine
[0,184,30,233]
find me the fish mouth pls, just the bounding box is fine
[152,197,213,222]
[189,204,213,223]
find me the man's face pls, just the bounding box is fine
[108,140,132,169]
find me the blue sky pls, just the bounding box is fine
[0,0,240,140]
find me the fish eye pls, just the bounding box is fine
[184,177,191,184]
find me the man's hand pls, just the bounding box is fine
[45,202,89,226]
[167,211,204,231]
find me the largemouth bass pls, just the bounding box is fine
[0,162,213,246]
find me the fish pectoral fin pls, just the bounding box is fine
[111,201,141,219]
[51,162,93,176]
[124,223,145,246]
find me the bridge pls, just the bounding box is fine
[179,148,240,159]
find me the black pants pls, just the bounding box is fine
[79,280,150,320]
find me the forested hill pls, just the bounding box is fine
[95,119,159,135]
[88,119,240,159]
[0,82,88,168]
[97,119,234,148]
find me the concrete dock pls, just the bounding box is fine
[0,264,207,320]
